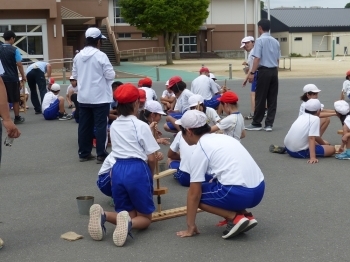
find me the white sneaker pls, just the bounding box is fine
[113,211,132,247]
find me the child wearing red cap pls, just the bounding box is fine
[139,77,157,101]
[164,76,194,133]
[211,91,245,141]
[88,83,160,247]
[160,80,176,112]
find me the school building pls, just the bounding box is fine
[262,8,350,57]
[0,0,261,66]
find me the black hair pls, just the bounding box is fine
[258,19,271,32]
[336,111,350,125]
[304,109,318,115]
[112,81,123,90]
[85,37,101,48]
[346,75,350,80]
[116,101,136,116]
[143,84,152,88]
[3,31,16,41]
[180,123,211,136]
[300,92,317,102]
[169,81,186,94]
[139,109,152,124]
[190,103,207,113]
[220,101,238,106]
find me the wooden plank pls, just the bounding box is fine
[153,169,176,180]
[338,130,344,135]
[152,206,203,222]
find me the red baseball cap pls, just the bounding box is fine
[138,89,146,103]
[168,76,182,88]
[138,78,144,87]
[217,91,239,103]
[114,83,139,103]
[199,67,210,73]
[48,77,55,84]
[143,77,152,86]
[346,70,350,77]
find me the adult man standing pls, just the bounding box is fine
[0,30,26,124]
[246,19,280,132]
[72,27,115,164]
[26,61,52,114]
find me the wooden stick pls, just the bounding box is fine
[152,206,203,222]
[152,124,162,213]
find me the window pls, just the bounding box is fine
[336,37,340,44]
[294,37,302,41]
[118,33,131,38]
[142,33,151,39]
[114,0,126,24]
[280,37,287,42]
[275,38,279,41]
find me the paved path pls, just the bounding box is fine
[1,77,349,262]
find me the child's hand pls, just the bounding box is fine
[307,158,319,164]
[157,137,170,145]
[149,121,157,129]
[341,135,348,143]
[155,151,163,161]
[176,225,200,238]
[242,80,247,87]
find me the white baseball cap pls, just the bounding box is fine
[240,36,255,48]
[51,83,61,91]
[209,73,217,80]
[305,99,321,111]
[69,75,76,80]
[188,94,204,108]
[145,101,167,115]
[85,27,107,39]
[334,100,350,115]
[165,80,169,86]
[303,84,321,93]
[175,110,207,129]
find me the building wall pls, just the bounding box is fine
[270,32,289,56]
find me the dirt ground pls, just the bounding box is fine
[134,57,350,79]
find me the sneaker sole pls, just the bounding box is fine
[335,156,350,160]
[113,211,129,247]
[222,218,249,239]
[88,204,103,241]
[245,127,262,131]
[241,219,258,233]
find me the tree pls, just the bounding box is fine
[345,2,350,8]
[261,1,265,9]
[119,0,209,64]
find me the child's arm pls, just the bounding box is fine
[319,111,336,118]
[240,129,246,139]
[210,125,220,133]
[308,136,319,164]
[341,91,345,100]
[168,149,180,160]
[147,153,156,177]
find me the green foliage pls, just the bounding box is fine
[119,0,210,37]
[290,53,303,57]
[261,1,265,9]
[345,2,350,8]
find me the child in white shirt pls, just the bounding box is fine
[187,94,220,126]
[340,70,350,100]
[334,100,350,159]
[160,80,176,112]
[66,76,78,108]
[42,84,72,121]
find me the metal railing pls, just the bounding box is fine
[119,47,166,58]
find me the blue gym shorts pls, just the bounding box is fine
[169,161,213,187]
[43,99,59,120]
[166,112,183,130]
[111,158,155,214]
[200,180,265,211]
[251,71,258,92]
[204,94,221,109]
[285,145,325,159]
[96,172,112,197]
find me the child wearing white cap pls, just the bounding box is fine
[160,80,176,112]
[41,83,72,121]
[334,100,350,159]
[187,94,220,126]
[270,99,335,163]
[175,110,265,239]
[66,75,78,108]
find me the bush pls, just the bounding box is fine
[290,53,303,57]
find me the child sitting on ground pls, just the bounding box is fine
[210,91,245,141]
[270,99,335,164]
[334,100,350,159]
[139,77,157,101]
[42,83,72,121]
[160,80,176,112]
[19,77,29,111]
[187,94,221,126]
[88,83,160,247]
[340,70,350,100]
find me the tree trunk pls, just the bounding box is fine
[164,31,175,65]
[174,33,181,60]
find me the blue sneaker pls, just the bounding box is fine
[335,150,350,160]
[113,211,132,247]
[88,204,106,241]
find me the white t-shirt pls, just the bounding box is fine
[191,75,217,100]
[109,115,160,162]
[284,113,320,152]
[42,92,58,112]
[161,90,175,99]
[247,48,255,70]
[174,89,193,113]
[66,84,78,95]
[0,60,4,75]
[216,113,245,141]
[299,101,324,116]
[170,131,195,173]
[210,78,221,93]
[98,154,116,176]
[189,134,264,187]
[205,107,221,126]
[140,87,157,101]
[342,80,350,97]
[344,115,350,129]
